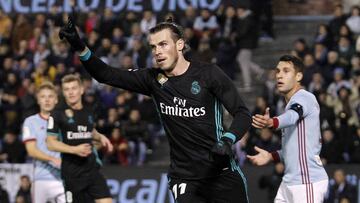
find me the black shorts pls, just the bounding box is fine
[63,171,111,203]
[168,169,249,203]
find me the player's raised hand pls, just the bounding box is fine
[74,143,92,157]
[247,146,272,166]
[252,107,273,129]
[59,17,85,52]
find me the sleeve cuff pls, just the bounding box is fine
[79,47,91,61]
[271,151,280,163]
[222,132,236,143]
[272,117,279,129]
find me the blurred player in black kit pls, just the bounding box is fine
[59,17,252,202]
[46,74,113,203]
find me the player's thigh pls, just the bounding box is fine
[47,180,65,203]
[87,171,112,201]
[168,177,206,203]
[312,179,329,203]
[274,182,288,203]
[63,178,90,203]
[33,180,48,203]
[210,169,249,203]
[288,182,316,203]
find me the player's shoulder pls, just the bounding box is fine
[24,114,40,124]
[291,89,317,105]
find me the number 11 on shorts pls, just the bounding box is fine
[172,183,187,199]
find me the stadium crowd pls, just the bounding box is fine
[0,2,359,203]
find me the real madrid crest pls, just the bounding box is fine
[157,73,168,86]
[191,81,201,95]
[65,109,74,118]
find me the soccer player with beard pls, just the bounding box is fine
[248,55,329,203]
[59,18,251,202]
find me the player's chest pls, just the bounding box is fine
[61,109,94,132]
[152,76,212,107]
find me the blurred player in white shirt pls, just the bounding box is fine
[248,55,329,203]
[22,82,65,203]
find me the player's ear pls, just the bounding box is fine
[176,39,185,51]
[296,72,303,82]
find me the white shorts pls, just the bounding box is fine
[274,179,328,203]
[33,180,65,203]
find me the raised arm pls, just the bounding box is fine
[59,18,153,95]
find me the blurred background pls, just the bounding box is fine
[0,0,359,202]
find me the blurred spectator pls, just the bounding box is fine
[123,109,148,166]
[313,42,329,66]
[33,43,50,66]
[258,162,284,203]
[0,10,13,41]
[346,6,360,35]
[322,51,341,85]
[250,0,274,40]
[327,67,351,98]
[107,44,124,68]
[193,38,215,63]
[0,131,26,163]
[0,184,9,203]
[308,72,325,94]
[337,24,354,44]
[20,80,38,120]
[183,27,199,51]
[140,10,157,35]
[180,6,197,28]
[292,38,310,59]
[98,8,117,38]
[193,8,218,38]
[314,24,333,49]
[335,37,355,70]
[129,39,149,69]
[107,127,128,165]
[84,11,98,35]
[328,4,347,41]
[317,91,336,131]
[95,38,112,58]
[350,55,360,76]
[17,58,33,80]
[261,69,280,109]
[122,12,138,36]
[85,30,100,51]
[348,127,360,163]
[111,27,127,49]
[303,53,321,88]
[216,5,237,41]
[11,14,33,52]
[28,27,47,52]
[126,23,145,51]
[49,41,73,67]
[325,169,357,203]
[14,40,33,61]
[320,129,344,164]
[235,5,263,91]
[15,175,31,203]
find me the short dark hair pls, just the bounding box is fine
[279,55,304,73]
[149,17,184,41]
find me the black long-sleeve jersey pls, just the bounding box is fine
[47,104,101,179]
[82,54,251,179]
